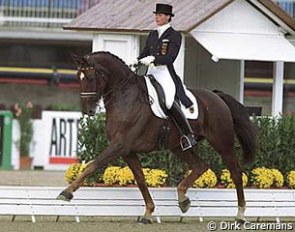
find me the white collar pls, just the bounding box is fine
[157,23,171,38]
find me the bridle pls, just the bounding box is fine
[78,61,133,107]
[78,66,101,100]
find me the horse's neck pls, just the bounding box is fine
[94,53,144,111]
[104,75,144,113]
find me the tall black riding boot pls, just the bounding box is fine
[169,101,197,151]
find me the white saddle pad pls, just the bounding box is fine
[144,76,199,119]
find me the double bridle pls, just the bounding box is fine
[78,65,133,107]
[78,66,100,99]
[78,54,150,110]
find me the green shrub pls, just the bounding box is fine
[250,115,295,173]
[47,104,80,111]
[76,113,295,186]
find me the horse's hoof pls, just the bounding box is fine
[179,197,191,213]
[236,218,247,225]
[56,191,73,202]
[137,217,152,224]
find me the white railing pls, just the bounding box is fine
[0,186,295,223]
[0,0,99,28]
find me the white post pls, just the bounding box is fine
[239,60,245,104]
[92,33,101,52]
[91,33,140,113]
[272,61,284,116]
[92,33,139,64]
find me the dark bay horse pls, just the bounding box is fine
[57,51,256,223]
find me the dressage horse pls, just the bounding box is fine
[57,51,256,224]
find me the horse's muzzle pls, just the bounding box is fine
[82,109,95,116]
[87,109,96,116]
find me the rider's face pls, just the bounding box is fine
[155,13,170,26]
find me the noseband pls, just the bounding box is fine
[78,54,134,106]
[80,92,98,98]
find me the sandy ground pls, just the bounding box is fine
[0,170,66,186]
[0,216,215,232]
[1,216,293,232]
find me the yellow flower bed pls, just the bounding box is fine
[250,167,284,188]
[65,164,288,189]
[143,168,168,187]
[189,169,217,188]
[220,169,248,188]
[102,166,122,185]
[65,162,88,184]
[286,171,295,188]
[102,166,168,187]
[103,166,134,186]
[271,168,284,187]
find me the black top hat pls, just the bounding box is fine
[153,3,174,17]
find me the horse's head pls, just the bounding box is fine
[72,53,108,116]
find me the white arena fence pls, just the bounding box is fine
[0,187,294,223]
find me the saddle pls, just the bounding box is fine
[144,75,199,120]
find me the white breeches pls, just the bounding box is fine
[147,65,176,109]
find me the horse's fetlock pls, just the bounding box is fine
[177,185,186,194]
[147,203,155,213]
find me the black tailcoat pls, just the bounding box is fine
[138,27,193,108]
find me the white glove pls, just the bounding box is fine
[128,59,139,71]
[129,58,139,66]
[139,56,155,66]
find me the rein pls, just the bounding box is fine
[79,54,150,108]
[102,73,132,106]
[78,65,133,107]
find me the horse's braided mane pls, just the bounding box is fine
[89,51,132,72]
[88,51,148,103]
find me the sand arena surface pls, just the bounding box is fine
[0,216,216,232]
[0,170,66,186]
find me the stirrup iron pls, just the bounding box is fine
[180,134,196,151]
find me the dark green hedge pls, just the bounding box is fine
[77,114,295,186]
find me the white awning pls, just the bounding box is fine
[190,31,295,62]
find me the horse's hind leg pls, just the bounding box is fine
[124,154,155,224]
[209,138,246,222]
[222,148,246,222]
[173,147,209,213]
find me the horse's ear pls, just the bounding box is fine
[70,52,87,67]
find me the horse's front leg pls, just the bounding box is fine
[124,154,154,224]
[57,140,127,201]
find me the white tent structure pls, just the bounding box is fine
[190,0,295,115]
[65,0,295,116]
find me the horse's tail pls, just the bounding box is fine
[213,90,256,164]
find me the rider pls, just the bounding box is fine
[137,3,197,151]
